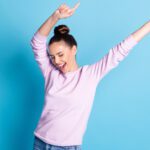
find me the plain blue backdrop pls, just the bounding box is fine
[0,0,150,150]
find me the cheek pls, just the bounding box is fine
[67,52,74,60]
[66,56,72,65]
[64,53,70,61]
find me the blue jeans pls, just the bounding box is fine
[33,136,82,150]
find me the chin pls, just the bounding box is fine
[59,69,66,74]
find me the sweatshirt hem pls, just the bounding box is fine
[34,131,82,147]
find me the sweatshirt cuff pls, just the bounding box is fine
[34,31,48,42]
[127,34,138,47]
[122,34,138,50]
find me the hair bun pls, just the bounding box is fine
[54,24,70,36]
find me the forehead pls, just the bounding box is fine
[49,41,70,55]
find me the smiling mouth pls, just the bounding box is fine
[57,63,67,70]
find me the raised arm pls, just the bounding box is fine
[131,20,150,42]
[30,2,80,78]
[38,2,80,36]
[88,20,150,84]
[30,13,58,78]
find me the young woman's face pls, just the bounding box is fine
[49,40,77,73]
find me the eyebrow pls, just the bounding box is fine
[49,51,63,56]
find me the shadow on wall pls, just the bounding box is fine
[0,32,45,150]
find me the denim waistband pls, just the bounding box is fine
[33,136,82,150]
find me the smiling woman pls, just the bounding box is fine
[30,1,150,150]
[48,24,79,73]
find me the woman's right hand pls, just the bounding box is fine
[53,2,80,20]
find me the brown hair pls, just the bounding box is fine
[48,24,77,48]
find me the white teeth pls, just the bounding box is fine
[58,63,64,67]
[59,63,65,68]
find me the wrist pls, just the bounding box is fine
[145,20,150,33]
[52,11,60,21]
[148,21,150,33]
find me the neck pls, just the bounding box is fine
[70,61,79,71]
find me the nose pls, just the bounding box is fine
[54,57,61,65]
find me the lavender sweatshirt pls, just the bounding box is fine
[30,31,138,146]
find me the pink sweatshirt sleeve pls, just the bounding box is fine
[30,31,54,78]
[88,34,138,83]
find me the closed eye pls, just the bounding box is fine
[49,54,64,59]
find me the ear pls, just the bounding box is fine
[71,45,77,55]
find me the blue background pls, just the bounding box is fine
[0,0,150,150]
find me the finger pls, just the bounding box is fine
[58,3,66,10]
[63,6,70,12]
[72,1,80,11]
[59,4,70,12]
[67,10,74,16]
[63,5,70,10]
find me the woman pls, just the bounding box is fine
[30,2,150,150]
